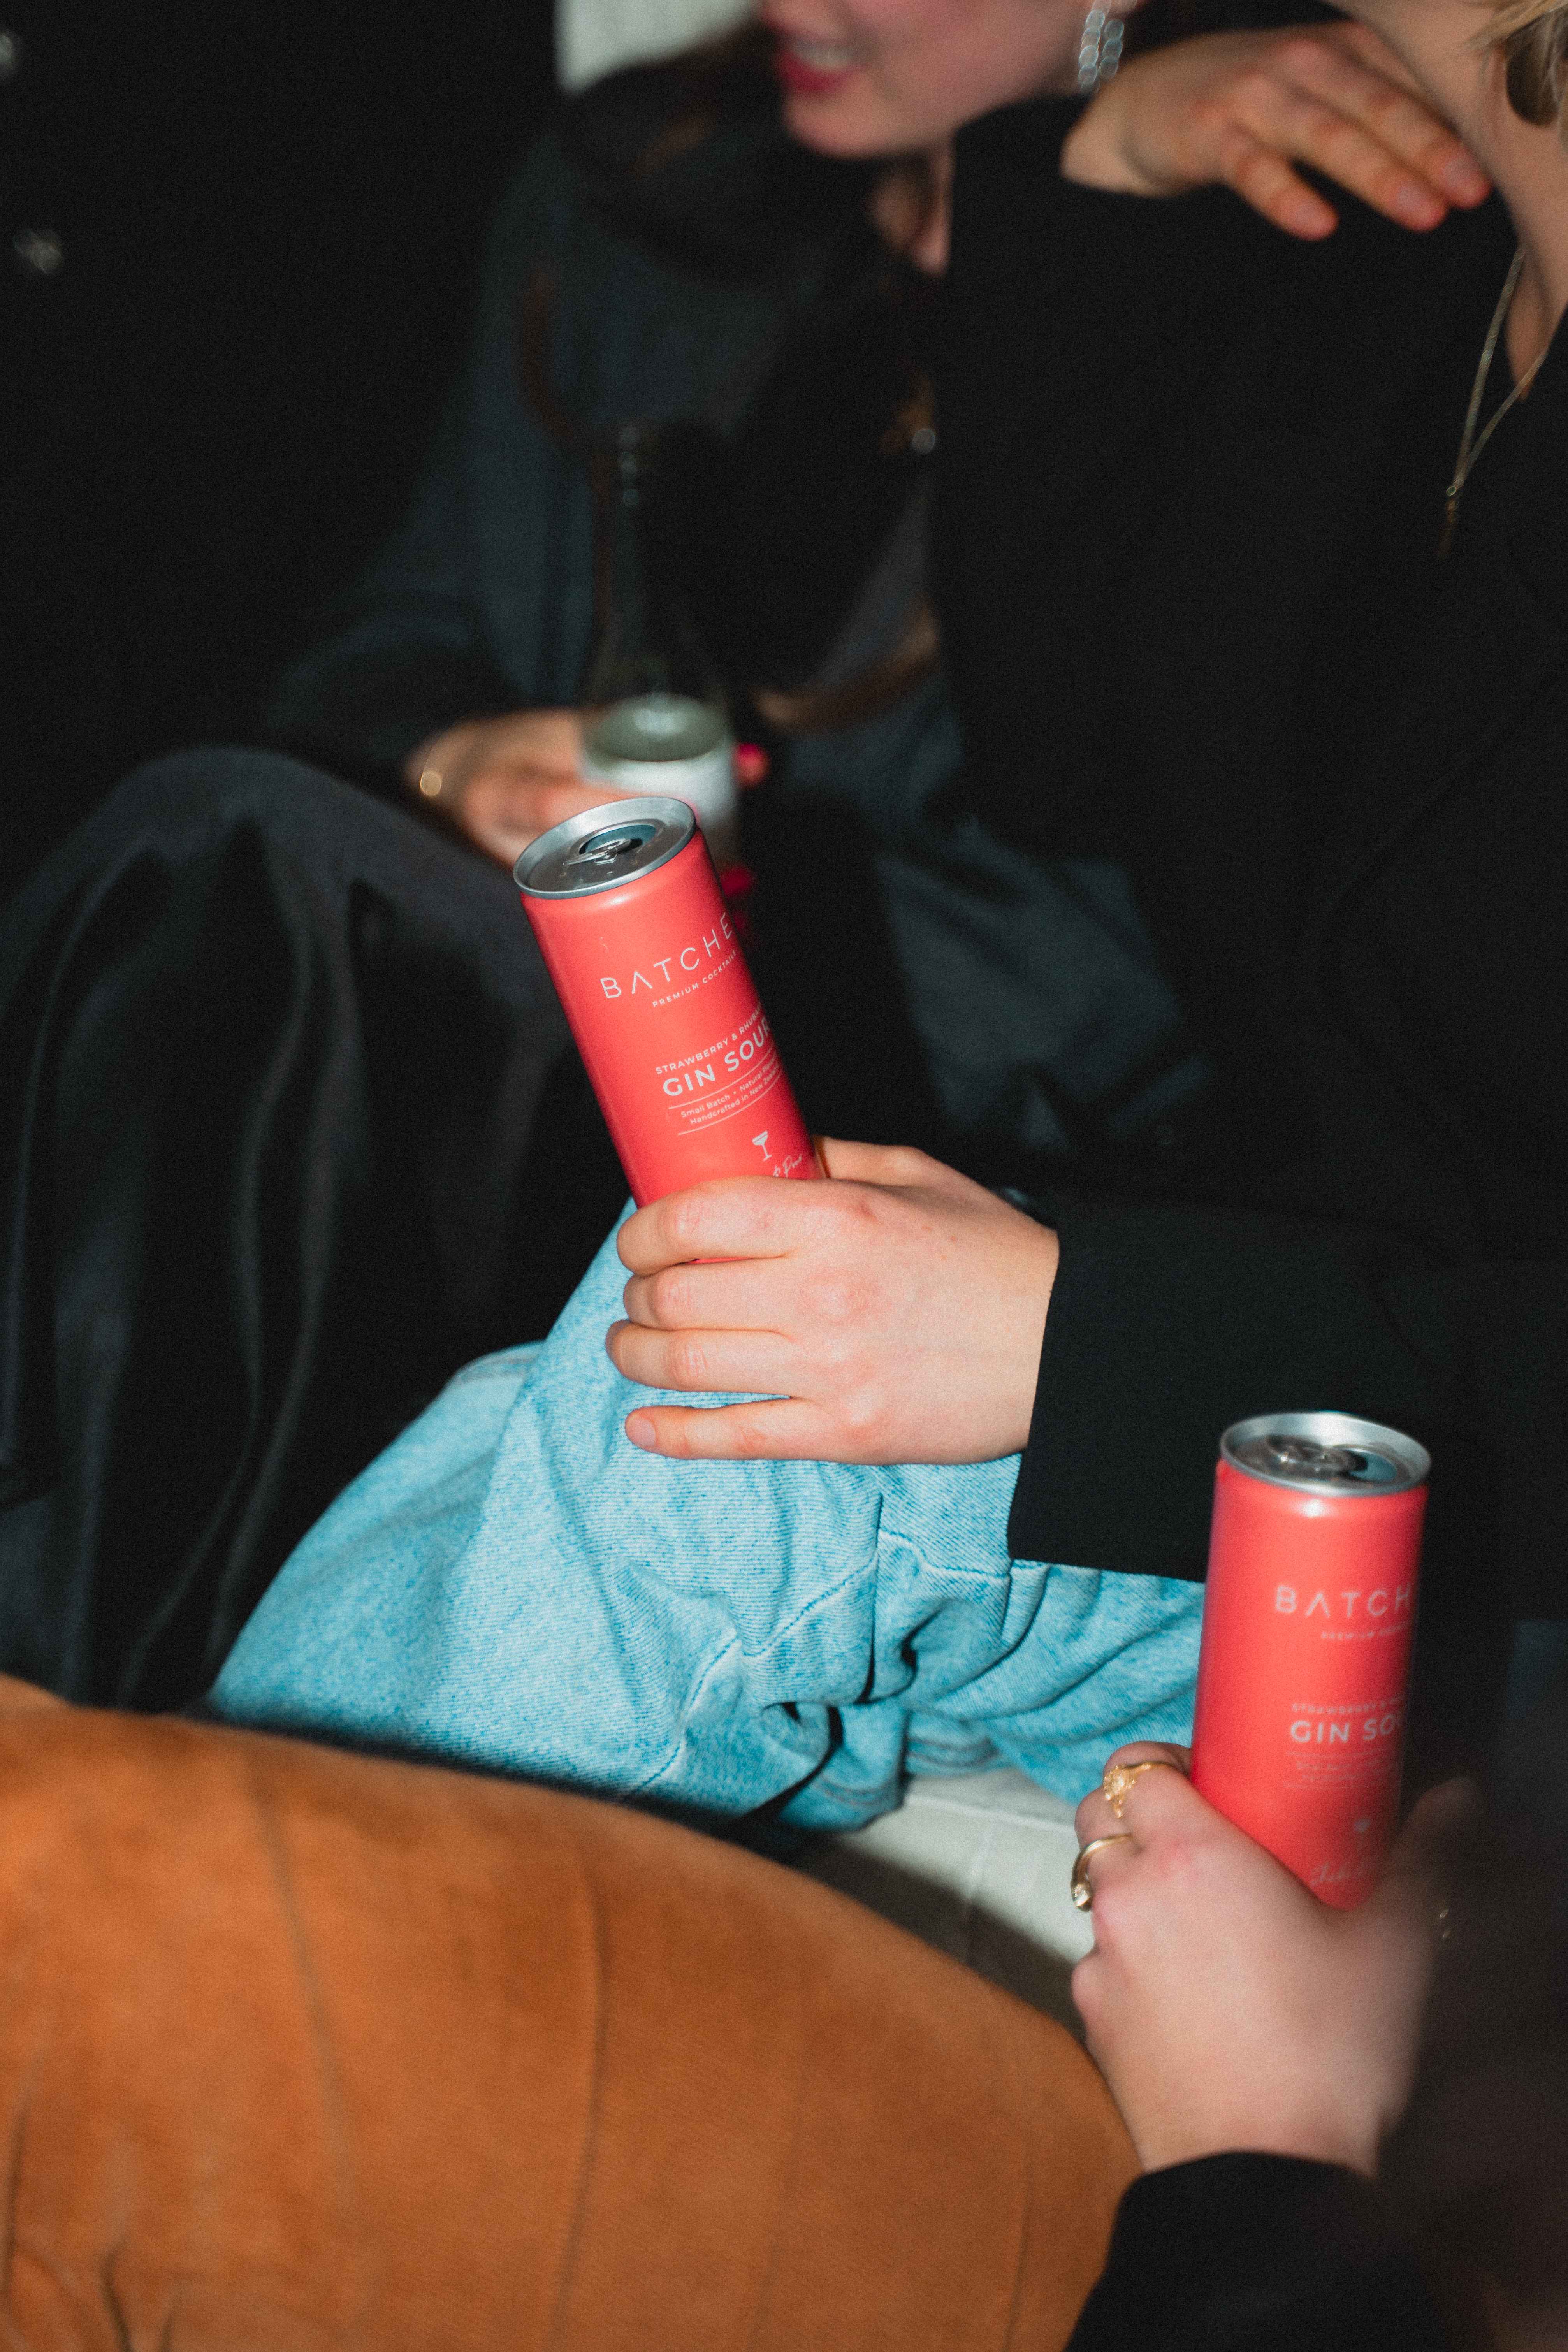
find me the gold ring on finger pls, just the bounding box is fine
[1102,1758,1183,1820]
[1070,1833,1135,1912]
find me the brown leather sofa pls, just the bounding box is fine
[0,1675,1132,2348]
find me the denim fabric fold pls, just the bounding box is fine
[213,1218,1200,1826]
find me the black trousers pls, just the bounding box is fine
[0,751,626,1709]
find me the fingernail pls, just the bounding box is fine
[1288,196,1335,238]
[1439,155,1488,202]
[1394,179,1444,226]
[624,1412,657,1450]
[1426,1776,1483,1817]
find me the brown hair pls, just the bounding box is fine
[1487,0,1568,127]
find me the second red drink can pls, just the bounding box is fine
[1190,1412,1429,1909]
[516,796,817,1206]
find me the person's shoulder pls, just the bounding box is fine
[1252,185,1515,417]
[951,91,1273,317]
[951,93,1509,365]
[1291,174,1510,300]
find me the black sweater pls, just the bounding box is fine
[937,104,1567,1767]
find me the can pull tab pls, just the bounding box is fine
[1266,1437,1368,1481]
[1222,1413,1428,1493]
[571,818,661,872]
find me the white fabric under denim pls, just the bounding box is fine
[212,1216,1202,1828]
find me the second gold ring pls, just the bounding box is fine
[1069,1832,1135,1913]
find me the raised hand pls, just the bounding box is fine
[1062,22,1489,240]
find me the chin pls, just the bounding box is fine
[782,89,905,156]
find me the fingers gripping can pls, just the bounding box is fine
[515,797,817,1206]
[1190,1412,1430,1910]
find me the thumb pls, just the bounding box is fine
[1370,1778,1479,1919]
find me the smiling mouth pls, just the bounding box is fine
[769,27,859,90]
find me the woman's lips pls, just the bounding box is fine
[771,33,857,95]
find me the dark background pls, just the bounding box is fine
[0,0,556,884]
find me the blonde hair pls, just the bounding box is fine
[1486,0,1568,126]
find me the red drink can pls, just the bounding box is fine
[515,796,817,1206]
[1190,1412,1430,1909]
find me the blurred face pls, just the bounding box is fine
[757,0,1088,153]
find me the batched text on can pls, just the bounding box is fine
[515,797,817,1207]
[1190,1412,1429,1909]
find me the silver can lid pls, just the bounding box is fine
[1222,1412,1430,1496]
[514,796,695,899]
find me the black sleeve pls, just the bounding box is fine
[1065,2155,1454,2352]
[1007,1198,1568,1619]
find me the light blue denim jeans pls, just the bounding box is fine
[212,1217,1201,1828]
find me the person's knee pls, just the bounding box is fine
[107,744,364,846]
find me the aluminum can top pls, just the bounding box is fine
[1221,1411,1429,1496]
[514,796,695,900]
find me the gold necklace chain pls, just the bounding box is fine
[1441,247,1547,558]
